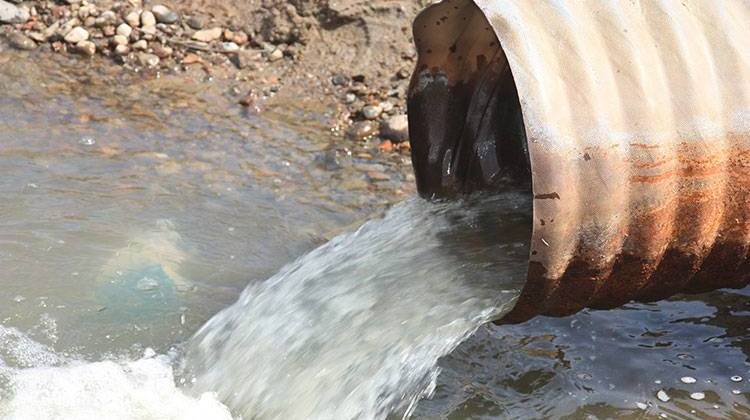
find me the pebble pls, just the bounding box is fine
[64,26,89,43]
[140,10,156,27]
[347,121,378,140]
[331,73,348,86]
[116,23,132,38]
[0,0,28,23]
[221,42,239,52]
[234,49,261,69]
[137,52,159,67]
[75,40,96,56]
[95,10,116,27]
[380,100,395,113]
[114,44,129,55]
[151,43,172,58]
[656,390,670,402]
[186,16,203,29]
[192,27,222,42]
[380,114,409,142]
[680,376,697,384]
[362,104,382,120]
[344,93,357,104]
[268,48,284,61]
[730,375,742,382]
[124,11,140,28]
[112,34,128,46]
[689,392,705,401]
[5,31,36,50]
[140,25,157,37]
[151,5,178,24]
[132,39,147,50]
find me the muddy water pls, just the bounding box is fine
[0,48,748,419]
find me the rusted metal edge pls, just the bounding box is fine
[408,0,750,323]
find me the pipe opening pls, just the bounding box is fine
[407,0,531,199]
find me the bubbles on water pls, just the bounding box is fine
[689,392,705,401]
[730,375,742,382]
[657,389,670,402]
[78,137,96,146]
[681,376,697,384]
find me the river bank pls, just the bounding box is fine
[1,0,426,160]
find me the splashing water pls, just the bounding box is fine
[184,191,531,419]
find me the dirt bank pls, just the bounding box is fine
[1,0,428,156]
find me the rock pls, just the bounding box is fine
[137,52,159,67]
[221,42,239,52]
[64,26,89,44]
[112,34,128,46]
[140,25,157,37]
[347,121,378,140]
[234,49,260,69]
[132,39,147,50]
[185,16,203,30]
[116,23,132,37]
[75,40,96,56]
[5,31,36,50]
[95,10,116,27]
[378,139,394,153]
[0,0,28,23]
[102,25,116,37]
[151,5,178,24]
[344,93,356,104]
[83,16,96,28]
[124,10,140,28]
[192,27,222,42]
[361,105,382,120]
[268,48,283,61]
[114,44,129,55]
[140,10,156,27]
[151,43,172,58]
[367,170,391,181]
[379,101,395,114]
[380,114,409,142]
[331,74,348,86]
[232,31,249,45]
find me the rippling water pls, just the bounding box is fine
[0,48,748,419]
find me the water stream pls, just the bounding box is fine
[185,193,531,419]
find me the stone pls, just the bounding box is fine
[124,11,140,28]
[380,114,409,142]
[95,10,116,27]
[185,16,203,29]
[379,101,395,114]
[331,74,348,86]
[151,5,178,24]
[268,48,283,61]
[5,31,36,50]
[137,52,159,67]
[112,34,128,46]
[361,105,382,120]
[116,23,132,37]
[221,42,239,52]
[75,40,96,56]
[64,26,89,44]
[140,25,157,37]
[343,93,356,104]
[132,39,147,50]
[378,139,394,153]
[347,121,378,140]
[151,43,172,58]
[114,44,129,55]
[102,25,116,37]
[140,10,156,27]
[0,0,29,23]
[192,27,222,42]
[234,49,260,69]
[232,31,249,45]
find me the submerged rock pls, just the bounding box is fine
[64,26,89,44]
[5,31,36,50]
[192,27,222,42]
[380,114,409,142]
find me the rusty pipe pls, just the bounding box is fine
[407,0,750,323]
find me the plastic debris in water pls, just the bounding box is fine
[681,376,697,384]
[657,390,670,402]
[689,392,705,401]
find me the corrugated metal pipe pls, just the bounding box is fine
[407,0,750,323]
